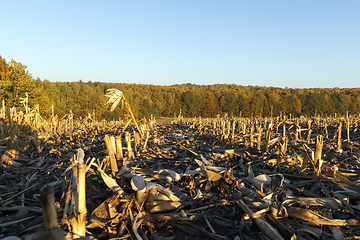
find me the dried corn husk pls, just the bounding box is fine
[283,196,341,210]
[287,207,360,226]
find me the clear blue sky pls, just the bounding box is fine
[1,1,359,88]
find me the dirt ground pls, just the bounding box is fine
[154,117,175,125]
[155,117,192,125]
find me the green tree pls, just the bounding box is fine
[220,92,238,115]
[201,92,219,117]
[181,90,202,117]
[0,57,50,114]
[7,59,37,106]
[0,55,12,101]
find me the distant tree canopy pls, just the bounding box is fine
[1,55,360,120]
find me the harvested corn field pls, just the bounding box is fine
[1,105,360,239]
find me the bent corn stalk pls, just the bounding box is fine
[105,89,143,138]
[238,200,284,240]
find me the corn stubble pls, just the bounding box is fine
[1,97,360,239]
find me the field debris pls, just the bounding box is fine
[1,107,360,239]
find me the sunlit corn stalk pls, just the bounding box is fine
[336,121,342,150]
[105,89,142,137]
[19,92,29,114]
[314,135,323,175]
[6,106,16,150]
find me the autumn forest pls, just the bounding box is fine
[1,55,359,120]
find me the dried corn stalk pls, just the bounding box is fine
[105,88,142,138]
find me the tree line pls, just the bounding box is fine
[1,55,360,120]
